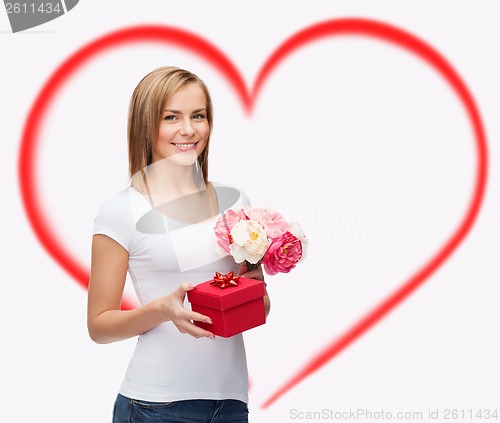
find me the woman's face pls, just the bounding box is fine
[152,82,210,166]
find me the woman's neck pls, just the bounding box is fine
[144,160,205,205]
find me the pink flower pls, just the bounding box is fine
[214,209,248,254]
[262,231,303,276]
[245,207,289,238]
[288,221,308,262]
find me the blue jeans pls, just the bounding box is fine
[112,394,249,423]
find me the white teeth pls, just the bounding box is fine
[173,143,196,148]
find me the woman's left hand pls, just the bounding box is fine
[237,262,264,282]
[237,262,270,317]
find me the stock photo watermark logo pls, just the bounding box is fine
[3,0,78,32]
[287,206,380,242]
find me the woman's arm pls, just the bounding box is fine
[87,234,215,344]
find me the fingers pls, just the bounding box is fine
[174,319,215,340]
[181,282,196,291]
[172,282,196,303]
[240,267,265,281]
[189,310,212,325]
[238,262,265,281]
[236,262,248,276]
[178,282,196,294]
[172,304,215,340]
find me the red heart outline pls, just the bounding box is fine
[17,18,488,408]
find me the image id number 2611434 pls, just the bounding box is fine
[5,2,62,14]
[442,409,499,420]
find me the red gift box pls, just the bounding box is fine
[187,274,266,338]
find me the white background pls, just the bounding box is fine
[2,1,499,422]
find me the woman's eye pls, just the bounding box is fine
[164,115,177,121]
[192,113,206,120]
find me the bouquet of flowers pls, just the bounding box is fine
[214,206,307,275]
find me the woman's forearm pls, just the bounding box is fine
[88,301,164,344]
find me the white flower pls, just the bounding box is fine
[230,219,270,264]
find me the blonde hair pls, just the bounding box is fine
[128,66,213,184]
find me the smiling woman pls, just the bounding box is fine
[153,83,210,168]
[127,66,214,184]
[87,66,270,423]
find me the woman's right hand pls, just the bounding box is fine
[88,234,215,344]
[153,283,215,340]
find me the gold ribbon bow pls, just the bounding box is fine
[210,271,240,289]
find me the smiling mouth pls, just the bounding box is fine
[172,142,198,150]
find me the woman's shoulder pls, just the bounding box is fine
[96,188,133,211]
[94,187,146,224]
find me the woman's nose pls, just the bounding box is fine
[180,118,195,136]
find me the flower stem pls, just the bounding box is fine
[245,260,261,272]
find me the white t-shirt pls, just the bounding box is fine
[93,182,251,403]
